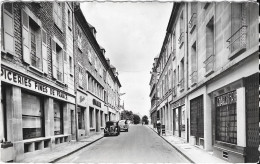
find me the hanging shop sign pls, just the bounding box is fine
[1,67,68,100]
[172,97,185,109]
[93,99,101,108]
[216,90,237,107]
[77,91,87,106]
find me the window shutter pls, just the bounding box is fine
[63,50,68,85]
[51,39,57,79]
[42,29,48,74]
[79,67,83,87]
[21,10,30,64]
[3,3,14,54]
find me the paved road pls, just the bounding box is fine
[56,124,189,163]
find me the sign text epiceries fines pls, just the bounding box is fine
[1,67,67,100]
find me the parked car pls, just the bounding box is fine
[118,120,129,132]
[104,121,120,136]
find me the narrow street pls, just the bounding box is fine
[56,125,189,163]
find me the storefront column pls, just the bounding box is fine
[85,106,90,136]
[44,98,54,137]
[237,87,246,147]
[204,94,212,151]
[6,86,23,161]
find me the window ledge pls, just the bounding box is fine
[190,25,196,34]
[78,47,83,53]
[29,66,44,75]
[228,48,246,60]
[56,80,65,86]
[190,82,197,87]
[54,23,63,33]
[1,49,16,58]
[179,42,184,49]
[204,69,214,77]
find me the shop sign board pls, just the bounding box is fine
[1,67,69,101]
[77,91,88,106]
[216,90,237,107]
[93,99,101,108]
[172,97,185,109]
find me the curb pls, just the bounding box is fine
[147,125,195,163]
[50,136,104,163]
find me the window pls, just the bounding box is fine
[215,91,237,144]
[89,107,94,128]
[2,3,14,54]
[51,38,64,81]
[22,92,44,139]
[53,2,63,31]
[77,27,82,51]
[189,2,197,33]
[21,8,48,73]
[227,3,247,59]
[54,100,63,135]
[67,9,72,30]
[204,17,214,75]
[190,42,197,85]
[88,50,92,64]
[69,56,73,74]
[78,65,83,87]
[180,59,184,91]
[77,107,85,129]
[178,11,184,48]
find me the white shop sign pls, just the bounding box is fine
[1,67,69,101]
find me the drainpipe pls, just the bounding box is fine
[185,3,189,143]
[73,3,79,141]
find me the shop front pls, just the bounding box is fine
[211,78,247,162]
[171,97,185,138]
[76,91,88,139]
[0,66,76,162]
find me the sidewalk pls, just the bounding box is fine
[20,133,104,163]
[146,125,229,163]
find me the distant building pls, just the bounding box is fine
[149,2,259,163]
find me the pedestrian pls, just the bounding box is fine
[156,120,161,135]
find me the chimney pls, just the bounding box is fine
[100,47,106,56]
[106,58,110,66]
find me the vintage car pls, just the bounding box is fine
[118,120,129,132]
[104,121,120,136]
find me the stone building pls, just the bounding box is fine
[73,4,121,140]
[0,2,121,162]
[149,2,259,163]
[1,2,76,162]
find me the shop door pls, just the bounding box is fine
[245,73,259,162]
[190,95,204,146]
[96,110,99,131]
[178,107,181,137]
[172,109,176,135]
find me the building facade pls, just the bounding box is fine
[1,2,121,162]
[149,2,259,163]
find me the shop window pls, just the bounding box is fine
[2,2,14,55]
[22,92,44,139]
[100,111,103,127]
[53,2,63,31]
[54,100,63,135]
[215,91,237,144]
[77,107,85,129]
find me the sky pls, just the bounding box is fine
[81,2,173,117]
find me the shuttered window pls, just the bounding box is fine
[2,3,14,55]
[77,27,82,51]
[21,8,46,72]
[51,38,64,81]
